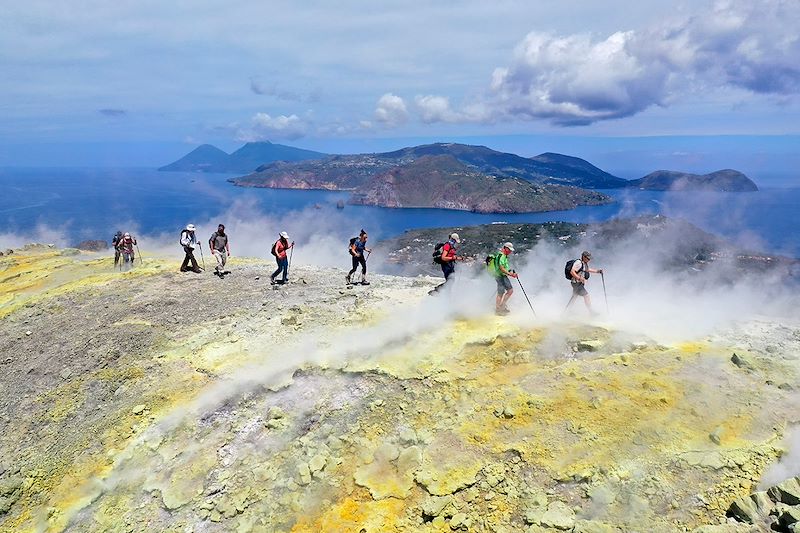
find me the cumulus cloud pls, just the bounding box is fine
[482,0,800,125]
[235,112,308,141]
[374,93,409,127]
[414,94,491,124]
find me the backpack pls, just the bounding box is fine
[112,232,122,246]
[432,242,446,264]
[179,230,188,246]
[564,259,589,280]
[485,253,501,275]
[270,241,279,257]
[349,237,358,256]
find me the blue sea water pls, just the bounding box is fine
[1,167,798,257]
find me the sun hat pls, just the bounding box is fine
[280,231,290,239]
[186,224,195,231]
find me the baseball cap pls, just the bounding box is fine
[503,242,514,252]
[450,232,460,243]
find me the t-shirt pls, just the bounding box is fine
[210,232,228,252]
[570,259,586,281]
[353,239,367,255]
[493,252,510,277]
[442,241,456,261]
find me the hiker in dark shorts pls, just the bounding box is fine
[431,232,463,294]
[112,231,123,266]
[566,250,603,314]
[491,242,517,315]
[209,224,230,276]
[347,229,371,285]
[271,231,293,284]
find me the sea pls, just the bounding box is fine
[1,167,798,258]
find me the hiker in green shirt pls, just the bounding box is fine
[491,242,517,315]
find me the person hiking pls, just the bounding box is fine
[112,230,123,266]
[270,231,294,285]
[118,232,137,268]
[431,232,464,294]
[346,229,371,285]
[209,224,230,276]
[179,224,202,273]
[565,250,603,314]
[490,242,517,315]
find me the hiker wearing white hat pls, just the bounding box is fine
[179,224,201,273]
[488,242,517,315]
[270,231,294,285]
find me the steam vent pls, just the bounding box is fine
[1,246,799,533]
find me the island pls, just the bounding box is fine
[627,169,758,191]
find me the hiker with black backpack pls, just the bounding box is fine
[112,230,123,267]
[430,232,463,294]
[346,229,371,285]
[179,224,202,273]
[270,231,294,285]
[209,224,230,277]
[565,250,603,314]
[487,242,517,315]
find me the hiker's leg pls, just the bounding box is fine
[181,248,191,271]
[114,250,120,265]
[280,258,288,282]
[435,263,454,292]
[214,250,223,272]
[583,294,593,313]
[359,256,367,282]
[564,294,577,311]
[501,288,514,307]
[348,256,358,277]
[271,258,282,280]
[189,252,199,271]
[495,278,506,310]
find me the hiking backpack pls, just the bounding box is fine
[432,242,446,264]
[270,241,279,257]
[485,253,501,274]
[564,259,589,280]
[349,237,358,256]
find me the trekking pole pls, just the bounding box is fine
[198,243,206,271]
[516,276,537,318]
[600,272,609,314]
[135,243,143,265]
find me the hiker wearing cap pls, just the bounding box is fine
[209,224,230,276]
[491,242,517,315]
[270,231,294,285]
[112,230,123,266]
[432,232,464,293]
[346,229,371,285]
[118,232,137,268]
[179,224,202,273]
[565,250,603,314]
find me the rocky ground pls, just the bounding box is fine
[1,244,799,533]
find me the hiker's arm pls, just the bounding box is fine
[500,265,517,278]
[588,267,603,274]
[226,242,230,255]
[570,264,584,282]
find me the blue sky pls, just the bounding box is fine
[1,0,798,178]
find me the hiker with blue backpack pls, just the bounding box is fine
[565,250,603,314]
[430,232,463,294]
[346,229,371,285]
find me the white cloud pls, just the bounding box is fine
[235,112,308,141]
[374,93,408,127]
[414,94,491,124]
[486,0,800,126]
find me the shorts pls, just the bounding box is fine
[571,281,588,296]
[496,276,512,296]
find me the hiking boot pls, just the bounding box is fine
[180,268,188,272]
[192,268,202,273]
[495,307,510,316]
[345,274,351,285]
[361,279,370,285]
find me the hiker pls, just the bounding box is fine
[431,232,463,293]
[346,229,371,285]
[179,224,202,273]
[270,231,293,284]
[565,250,603,314]
[490,242,517,315]
[209,224,230,276]
[112,230,123,266]
[118,232,137,268]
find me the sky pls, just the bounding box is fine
[1,0,798,178]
